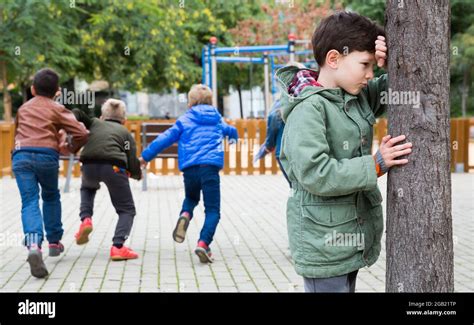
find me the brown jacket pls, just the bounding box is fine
[15,96,88,153]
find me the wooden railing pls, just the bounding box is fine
[450,118,474,172]
[0,123,15,177]
[1,118,473,177]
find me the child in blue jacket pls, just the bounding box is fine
[140,84,238,263]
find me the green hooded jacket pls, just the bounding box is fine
[276,66,388,278]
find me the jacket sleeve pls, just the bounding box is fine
[72,108,93,129]
[141,121,182,162]
[57,107,89,153]
[282,101,378,196]
[125,133,142,180]
[264,109,283,150]
[362,73,388,118]
[222,121,238,143]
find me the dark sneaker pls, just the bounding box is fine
[173,212,190,243]
[27,245,49,278]
[194,240,213,263]
[48,242,64,257]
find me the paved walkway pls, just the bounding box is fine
[0,173,472,292]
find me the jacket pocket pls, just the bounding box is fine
[300,203,362,265]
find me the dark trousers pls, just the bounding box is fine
[180,165,220,246]
[80,163,136,245]
[304,270,359,293]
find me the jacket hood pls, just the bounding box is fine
[189,104,222,125]
[275,66,345,122]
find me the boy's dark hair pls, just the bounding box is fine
[33,68,59,98]
[312,11,385,66]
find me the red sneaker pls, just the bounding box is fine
[75,217,93,245]
[194,240,213,263]
[110,246,139,261]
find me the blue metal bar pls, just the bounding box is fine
[268,51,292,57]
[214,44,289,54]
[296,50,312,55]
[201,46,206,85]
[215,56,264,64]
[270,56,277,95]
[273,61,316,69]
[268,50,312,57]
[208,45,213,88]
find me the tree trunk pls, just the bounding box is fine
[460,68,469,117]
[385,0,453,292]
[0,6,12,121]
[237,83,244,119]
[0,59,12,122]
[21,83,29,104]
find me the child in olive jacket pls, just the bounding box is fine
[73,99,142,261]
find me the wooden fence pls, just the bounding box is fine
[1,118,473,177]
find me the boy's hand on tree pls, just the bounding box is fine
[375,35,387,68]
[375,135,412,170]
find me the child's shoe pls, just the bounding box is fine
[75,217,93,245]
[110,245,139,261]
[173,212,190,243]
[48,242,64,257]
[194,240,213,263]
[27,245,49,278]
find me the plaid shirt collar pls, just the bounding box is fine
[288,69,323,97]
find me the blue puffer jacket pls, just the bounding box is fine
[141,104,238,171]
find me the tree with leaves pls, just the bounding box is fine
[0,0,80,121]
[451,21,474,117]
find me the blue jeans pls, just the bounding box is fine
[12,150,63,247]
[180,165,220,246]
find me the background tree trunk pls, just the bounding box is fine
[237,83,244,119]
[460,68,469,117]
[385,0,454,292]
[0,6,12,122]
[1,59,12,122]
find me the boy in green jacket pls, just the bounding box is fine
[277,11,413,292]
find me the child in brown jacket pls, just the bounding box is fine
[12,68,88,278]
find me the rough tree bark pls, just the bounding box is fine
[385,0,454,292]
